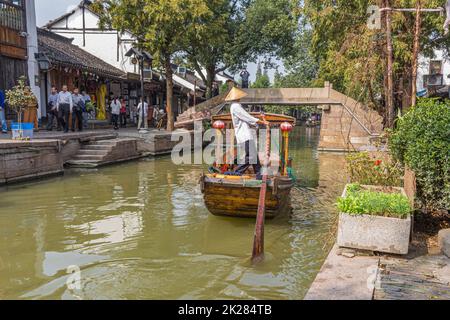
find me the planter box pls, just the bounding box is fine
[337,185,411,255]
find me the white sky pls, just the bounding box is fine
[35,0,283,82]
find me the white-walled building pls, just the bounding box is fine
[417,49,450,97]
[44,1,137,76]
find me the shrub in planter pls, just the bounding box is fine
[337,184,411,218]
[346,152,403,187]
[337,184,412,254]
[5,76,37,139]
[389,98,450,211]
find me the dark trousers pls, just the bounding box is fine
[120,113,127,127]
[72,108,83,131]
[112,114,119,129]
[235,140,261,176]
[46,110,61,130]
[59,104,71,133]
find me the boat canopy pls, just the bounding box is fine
[212,113,296,127]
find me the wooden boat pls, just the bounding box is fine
[200,113,296,219]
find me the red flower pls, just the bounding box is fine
[374,160,382,166]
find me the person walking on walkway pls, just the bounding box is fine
[0,89,8,133]
[137,98,148,130]
[119,97,127,128]
[110,97,121,130]
[57,85,73,133]
[72,88,85,132]
[82,91,91,129]
[46,86,60,131]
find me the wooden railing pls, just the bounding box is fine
[0,0,25,31]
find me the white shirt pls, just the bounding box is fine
[137,102,148,116]
[110,100,121,115]
[230,103,259,144]
[57,91,73,112]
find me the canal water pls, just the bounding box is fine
[0,127,347,300]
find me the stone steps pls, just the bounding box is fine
[81,145,113,151]
[66,137,142,168]
[77,149,109,156]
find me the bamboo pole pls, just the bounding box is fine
[283,131,289,176]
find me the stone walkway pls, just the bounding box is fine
[305,245,450,300]
[374,255,450,300]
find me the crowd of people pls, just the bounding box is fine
[0,84,169,134]
[46,85,168,133]
[46,85,92,133]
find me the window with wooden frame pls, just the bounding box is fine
[429,60,443,76]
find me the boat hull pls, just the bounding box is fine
[200,175,293,219]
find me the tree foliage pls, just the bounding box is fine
[302,0,448,125]
[389,98,450,211]
[5,76,36,118]
[183,0,299,98]
[273,29,319,88]
[92,0,212,131]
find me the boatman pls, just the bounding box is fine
[225,87,269,180]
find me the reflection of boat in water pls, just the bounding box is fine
[200,113,296,219]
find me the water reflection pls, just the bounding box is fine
[0,126,346,299]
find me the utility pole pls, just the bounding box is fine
[383,0,395,128]
[411,0,422,107]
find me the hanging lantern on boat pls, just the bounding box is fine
[280,122,293,176]
[280,122,293,133]
[212,120,225,166]
[212,120,225,130]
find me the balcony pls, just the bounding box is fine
[0,0,25,31]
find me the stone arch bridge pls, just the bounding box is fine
[175,82,384,151]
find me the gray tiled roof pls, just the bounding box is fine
[37,28,126,80]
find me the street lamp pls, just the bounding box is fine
[35,53,52,117]
[126,47,153,133]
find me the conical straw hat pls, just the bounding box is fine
[224,87,248,102]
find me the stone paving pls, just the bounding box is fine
[305,245,450,300]
[374,255,450,300]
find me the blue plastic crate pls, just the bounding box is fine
[11,122,34,130]
[11,122,34,140]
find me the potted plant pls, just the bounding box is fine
[336,183,412,255]
[5,76,37,140]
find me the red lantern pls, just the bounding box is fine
[212,120,225,130]
[280,122,293,132]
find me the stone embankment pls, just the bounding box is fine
[0,128,194,185]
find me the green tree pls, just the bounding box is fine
[273,29,319,88]
[251,73,271,88]
[92,0,211,131]
[182,0,242,99]
[183,0,299,99]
